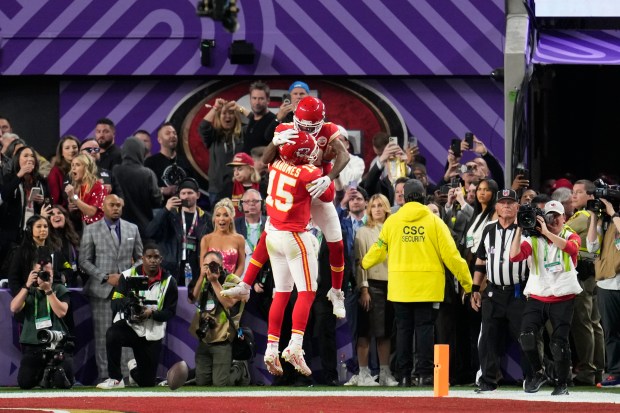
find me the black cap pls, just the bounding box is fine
[178,177,199,192]
[496,189,518,202]
[403,179,426,202]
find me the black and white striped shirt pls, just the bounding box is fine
[476,222,528,286]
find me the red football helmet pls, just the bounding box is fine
[294,96,325,138]
[278,131,318,165]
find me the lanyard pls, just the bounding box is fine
[34,292,51,319]
[181,211,198,241]
[245,221,260,251]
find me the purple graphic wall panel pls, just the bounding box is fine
[0,0,504,76]
[533,30,620,65]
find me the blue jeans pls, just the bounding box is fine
[393,302,438,379]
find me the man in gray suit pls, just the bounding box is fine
[80,194,143,382]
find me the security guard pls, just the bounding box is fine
[362,179,472,387]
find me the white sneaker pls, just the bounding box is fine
[264,348,283,376]
[379,372,399,387]
[282,344,312,376]
[127,359,137,386]
[326,288,346,319]
[344,374,359,386]
[96,378,125,389]
[357,371,379,387]
[221,282,251,302]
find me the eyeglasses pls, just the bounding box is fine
[82,147,100,154]
[240,200,261,205]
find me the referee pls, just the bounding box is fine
[470,189,531,392]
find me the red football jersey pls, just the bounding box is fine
[266,160,322,232]
[275,122,340,174]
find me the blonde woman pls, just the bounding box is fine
[350,193,398,387]
[199,198,245,277]
[198,98,245,207]
[65,154,106,225]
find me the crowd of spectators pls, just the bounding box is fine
[1,78,619,393]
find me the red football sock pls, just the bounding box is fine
[267,291,292,341]
[327,240,344,290]
[291,291,316,334]
[243,231,268,286]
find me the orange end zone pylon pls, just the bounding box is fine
[434,344,449,397]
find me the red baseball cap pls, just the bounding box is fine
[552,178,573,191]
[227,152,254,167]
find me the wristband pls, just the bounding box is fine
[614,212,620,219]
[45,290,54,296]
[474,264,486,274]
[472,285,481,293]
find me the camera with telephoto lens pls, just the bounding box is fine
[196,313,216,340]
[122,276,157,323]
[37,329,75,389]
[517,204,544,237]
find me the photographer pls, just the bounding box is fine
[10,257,73,389]
[97,243,178,389]
[191,250,249,386]
[510,200,582,396]
[586,197,620,387]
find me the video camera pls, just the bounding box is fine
[517,204,545,237]
[587,179,620,214]
[122,276,157,323]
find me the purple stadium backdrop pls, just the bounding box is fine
[0,0,505,182]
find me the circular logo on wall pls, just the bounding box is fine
[169,79,407,182]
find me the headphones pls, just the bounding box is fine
[238,189,264,214]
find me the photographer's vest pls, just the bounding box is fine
[531,226,574,275]
[113,268,172,341]
[566,210,601,257]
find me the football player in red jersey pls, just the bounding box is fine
[261,132,335,376]
[222,96,350,319]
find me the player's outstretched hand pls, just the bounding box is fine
[272,129,298,146]
[308,176,331,198]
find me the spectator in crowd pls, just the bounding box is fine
[133,129,152,159]
[10,255,73,389]
[65,154,106,225]
[0,146,49,251]
[41,205,82,286]
[6,215,70,296]
[146,177,212,287]
[586,197,620,387]
[79,194,143,383]
[552,187,574,218]
[264,80,310,142]
[198,98,245,206]
[567,179,604,386]
[462,179,499,266]
[348,193,398,387]
[199,198,245,277]
[0,130,52,178]
[361,179,472,387]
[520,188,538,205]
[531,193,551,209]
[47,135,79,208]
[227,152,261,217]
[250,146,268,199]
[234,188,266,273]
[391,177,410,213]
[144,122,194,202]
[191,250,249,386]
[411,163,436,198]
[0,116,11,135]
[470,189,531,392]
[368,132,390,173]
[361,138,411,208]
[241,80,277,153]
[96,243,178,389]
[95,118,122,172]
[510,200,582,396]
[444,184,474,243]
[113,136,162,238]
[334,126,365,189]
[79,138,114,194]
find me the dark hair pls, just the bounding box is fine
[156,122,174,137]
[143,241,161,253]
[54,135,80,174]
[203,250,223,263]
[12,145,40,177]
[249,80,270,99]
[133,129,151,137]
[79,137,97,150]
[49,205,80,248]
[96,118,115,130]
[372,132,390,151]
[473,178,499,220]
[22,215,59,270]
[531,193,551,206]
